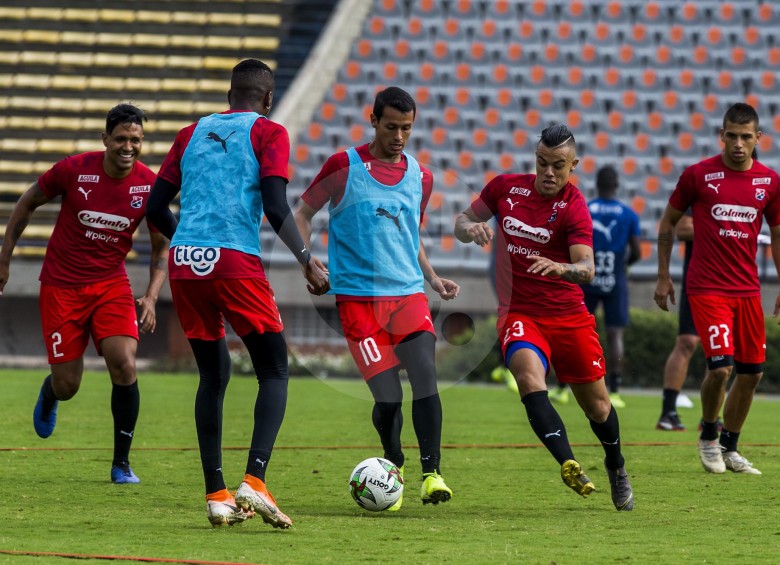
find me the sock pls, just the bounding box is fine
[111,381,139,466]
[719,428,740,452]
[700,420,720,441]
[243,473,268,492]
[521,391,575,465]
[608,372,621,394]
[240,332,289,483]
[41,374,57,415]
[662,388,679,415]
[372,401,405,468]
[589,405,625,470]
[412,394,442,474]
[204,469,226,494]
[205,488,231,502]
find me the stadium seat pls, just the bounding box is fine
[409,0,444,19]
[522,0,555,23]
[598,1,632,35]
[397,16,429,43]
[708,71,742,99]
[710,2,743,32]
[636,1,672,29]
[485,0,519,20]
[672,2,709,26]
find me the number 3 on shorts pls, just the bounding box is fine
[358,337,382,366]
[503,321,524,345]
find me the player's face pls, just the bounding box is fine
[720,120,760,171]
[534,143,578,198]
[102,122,144,178]
[370,106,414,162]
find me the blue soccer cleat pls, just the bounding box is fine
[33,377,58,439]
[111,463,141,484]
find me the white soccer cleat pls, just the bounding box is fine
[676,394,694,409]
[697,439,726,474]
[722,451,762,475]
[235,480,292,529]
[206,495,253,527]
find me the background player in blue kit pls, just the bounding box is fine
[551,166,640,407]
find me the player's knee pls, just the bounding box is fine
[675,335,700,357]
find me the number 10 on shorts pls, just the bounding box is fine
[359,337,382,366]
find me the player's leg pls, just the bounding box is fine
[602,286,627,406]
[658,334,699,430]
[366,368,404,468]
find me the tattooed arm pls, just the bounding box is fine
[654,204,685,311]
[526,244,594,283]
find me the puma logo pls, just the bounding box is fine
[593,219,617,242]
[376,207,401,231]
[707,182,720,193]
[255,458,267,468]
[544,429,562,438]
[78,187,92,200]
[506,198,518,210]
[206,131,236,153]
[593,358,603,368]
[119,430,134,438]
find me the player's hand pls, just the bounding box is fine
[653,277,676,311]
[430,276,460,300]
[304,255,329,296]
[773,291,780,322]
[466,222,494,246]
[527,255,564,278]
[136,296,157,333]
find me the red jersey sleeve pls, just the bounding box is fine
[156,125,195,187]
[763,170,780,227]
[420,166,434,218]
[472,175,503,219]
[566,192,594,246]
[669,164,697,213]
[37,157,72,198]
[301,151,350,211]
[253,119,290,180]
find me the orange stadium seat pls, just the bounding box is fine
[409,0,444,19]
[674,2,707,26]
[523,0,554,22]
[450,0,479,19]
[398,16,428,42]
[486,0,517,20]
[636,1,671,28]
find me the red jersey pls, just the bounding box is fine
[669,155,780,296]
[300,144,433,217]
[37,151,156,287]
[156,110,290,280]
[473,174,593,317]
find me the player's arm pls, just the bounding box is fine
[654,204,685,311]
[527,244,594,283]
[147,177,180,240]
[454,206,494,245]
[136,229,169,334]
[769,223,780,321]
[0,182,52,295]
[675,214,694,242]
[627,233,641,266]
[262,176,329,295]
[417,236,459,300]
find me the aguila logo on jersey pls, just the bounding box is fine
[173,246,221,276]
[130,195,143,209]
[752,177,771,186]
[705,172,724,182]
[502,216,551,243]
[129,185,151,194]
[711,204,758,223]
[510,186,531,196]
[78,211,132,231]
[78,174,99,183]
[756,188,766,201]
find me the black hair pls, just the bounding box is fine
[539,124,576,150]
[723,102,759,130]
[373,86,416,120]
[231,59,274,93]
[596,165,618,194]
[105,103,147,135]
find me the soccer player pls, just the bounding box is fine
[293,86,459,511]
[147,59,328,528]
[0,103,168,484]
[578,165,640,408]
[654,102,780,475]
[657,212,700,431]
[455,124,634,511]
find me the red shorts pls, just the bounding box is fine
[39,277,138,364]
[170,278,284,340]
[498,311,605,384]
[338,293,435,380]
[688,294,765,364]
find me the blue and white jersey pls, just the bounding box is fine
[173,112,265,257]
[328,147,425,296]
[583,197,640,294]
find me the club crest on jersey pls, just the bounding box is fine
[705,172,724,182]
[547,209,558,222]
[130,195,144,209]
[78,174,99,183]
[755,188,766,201]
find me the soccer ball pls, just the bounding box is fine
[348,457,404,512]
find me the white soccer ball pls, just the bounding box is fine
[348,457,404,512]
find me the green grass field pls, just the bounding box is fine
[1,369,778,565]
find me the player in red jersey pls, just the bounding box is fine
[655,103,780,475]
[294,87,459,511]
[0,104,168,484]
[148,59,328,528]
[455,124,634,511]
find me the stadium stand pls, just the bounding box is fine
[287,0,780,279]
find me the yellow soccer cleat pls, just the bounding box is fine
[387,465,404,511]
[420,472,452,505]
[561,460,595,498]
